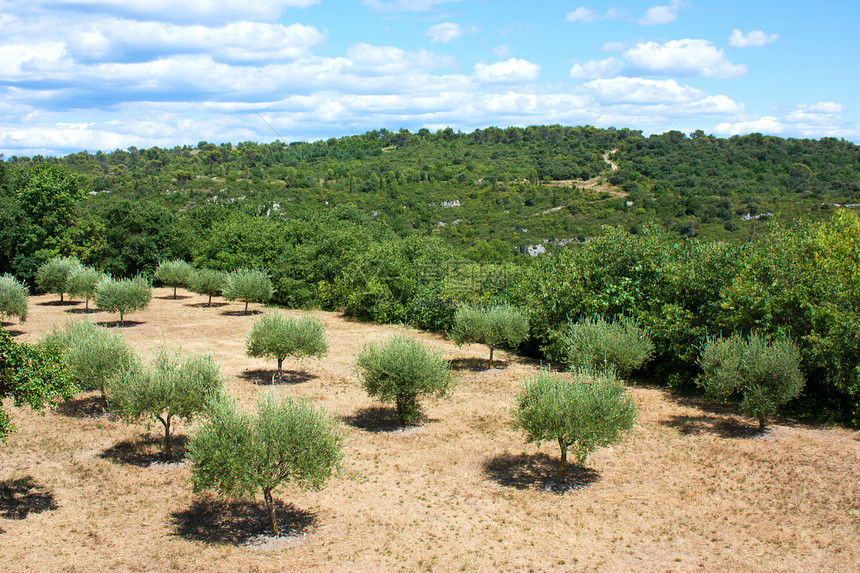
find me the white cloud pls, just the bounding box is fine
[346,43,454,75]
[602,41,627,51]
[728,29,779,48]
[474,58,540,84]
[714,102,858,140]
[639,0,684,25]
[625,39,747,78]
[583,77,742,114]
[803,102,845,114]
[569,58,624,80]
[37,0,320,23]
[426,22,475,44]
[493,45,511,58]
[361,0,461,12]
[566,7,600,23]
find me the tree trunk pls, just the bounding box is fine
[119,311,124,326]
[173,286,178,299]
[207,293,212,306]
[158,415,173,459]
[276,357,284,382]
[60,292,64,302]
[489,345,495,369]
[757,412,766,432]
[557,437,568,481]
[244,300,249,314]
[264,488,279,535]
[85,298,89,311]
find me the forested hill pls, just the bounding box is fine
[3,126,859,256]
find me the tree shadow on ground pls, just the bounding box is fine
[0,476,58,520]
[449,357,510,371]
[0,323,25,337]
[659,414,763,438]
[184,302,229,309]
[95,320,144,328]
[65,307,103,315]
[341,406,437,433]
[221,309,262,317]
[482,452,600,494]
[239,368,317,386]
[100,434,189,467]
[37,300,80,307]
[171,496,317,545]
[56,393,110,419]
[156,295,192,300]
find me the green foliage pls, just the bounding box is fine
[189,392,344,535]
[0,329,76,441]
[450,303,529,368]
[355,335,453,425]
[0,273,29,323]
[512,369,636,479]
[36,256,79,301]
[153,259,195,298]
[189,268,227,305]
[697,332,804,430]
[554,315,654,377]
[222,268,273,314]
[95,275,152,324]
[110,348,223,458]
[246,313,328,379]
[65,265,105,311]
[14,163,83,253]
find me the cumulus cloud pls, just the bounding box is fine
[714,102,858,140]
[639,0,685,25]
[39,0,320,24]
[728,29,779,48]
[346,43,455,75]
[583,77,742,113]
[426,22,475,44]
[566,7,600,23]
[361,0,461,12]
[803,101,845,113]
[474,58,540,84]
[569,58,624,80]
[625,39,747,78]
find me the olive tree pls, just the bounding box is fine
[697,332,804,430]
[36,256,78,302]
[0,273,29,324]
[450,304,528,368]
[189,269,227,306]
[189,392,343,535]
[154,259,195,299]
[355,335,453,425]
[109,348,223,458]
[246,313,327,381]
[65,265,105,311]
[95,276,152,324]
[512,369,637,480]
[223,268,273,314]
[558,316,655,377]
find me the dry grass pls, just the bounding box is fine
[1,290,859,572]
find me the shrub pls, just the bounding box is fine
[0,274,29,323]
[189,392,343,535]
[512,369,637,480]
[95,276,152,324]
[246,313,327,381]
[154,259,195,299]
[355,335,453,425]
[36,256,78,302]
[555,316,655,377]
[697,332,804,430]
[110,348,223,458]
[223,269,273,314]
[450,304,529,368]
[189,269,227,306]
[65,265,105,311]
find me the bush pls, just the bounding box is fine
[355,335,453,425]
[154,259,195,299]
[110,348,223,458]
[95,275,152,324]
[697,332,804,430]
[555,316,654,377]
[223,269,273,314]
[65,265,105,311]
[512,369,637,480]
[246,313,327,381]
[36,256,78,302]
[189,269,227,306]
[189,392,343,535]
[450,304,529,368]
[0,273,29,323]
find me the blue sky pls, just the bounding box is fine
[1,0,857,156]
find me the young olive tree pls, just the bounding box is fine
[65,265,105,311]
[36,256,78,302]
[355,335,453,425]
[189,392,344,535]
[154,259,195,299]
[697,332,804,430]
[95,276,152,325]
[512,369,637,480]
[246,313,327,381]
[189,269,227,306]
[223,269,273,314]
[450,303,529,368]
[0,273,29,324]
[109,348,223,458]
[558,316,655,378]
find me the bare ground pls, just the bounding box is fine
[1,290,858,572]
